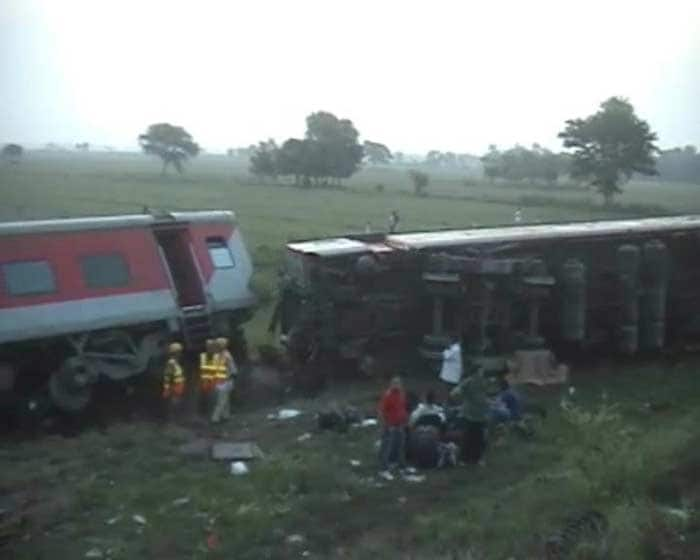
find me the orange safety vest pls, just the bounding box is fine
[199,352,226,393]
[162,358,185,399]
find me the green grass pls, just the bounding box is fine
[2,359,700,559]
[3,152,699,346]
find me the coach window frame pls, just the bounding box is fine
[80,252,131,289]
[2,259,58,297]
[206,237,235,269]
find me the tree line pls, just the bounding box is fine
[481,144,570,185]
[5,97,699,206]
[249,112,379,186]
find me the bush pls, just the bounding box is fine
[374,183,385,193]
[408,169,430,196]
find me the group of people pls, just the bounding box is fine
[375,336,526,479]
[161,337,238,423]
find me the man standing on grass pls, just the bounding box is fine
[377,376,409,480]
[450,367,490,465]
[388,210,400,233]
[211,337,236,423]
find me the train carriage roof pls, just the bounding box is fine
[0,210,236,236]
[287,215,700,257]
[386,215,700,250]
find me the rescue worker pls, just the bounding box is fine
[211,337,236,423]
[199,339,222,415]
[162,342,185,419]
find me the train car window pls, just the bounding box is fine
[80,253,130,288]
[207,238,235,268]
[2,260,56,296]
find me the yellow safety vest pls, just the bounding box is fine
[163,358,185,398]
[200,352,227,390]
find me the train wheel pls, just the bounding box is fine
[49,357,95,412]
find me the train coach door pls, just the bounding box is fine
[153,226,206,307]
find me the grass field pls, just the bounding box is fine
[2,152,700,558]
[3,151,699,345]
[3,359,700,559]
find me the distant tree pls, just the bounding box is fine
[425,150,442,166]
[226,148,235,158]
[656,146,700,184]
[138,123,200,175]
[408,169,430,196]
[277,138,309,186]
[305,111,363,184]
[2,143,23,164]
[75,142,90,151]
[249,139,278,181]
[271,111,363,187]
[363,140,393,165]
[394,151,405,164]
[481,145,501,183]
[559,97,659,205]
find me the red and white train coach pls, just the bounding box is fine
[0,211,255,412]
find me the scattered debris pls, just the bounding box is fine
[297,433,313,442]
[660,506,692,521]
[171,497,191,507]
[85,548,103,558]
[178,438,211,457]
[230,461,250,475]
[132,514,147,525]
[403,474,426,483]
[212,442,264,461]
[268,409,302,420]
[105,515,121,525]
[360,418,378,427]
[398,497,407,505]
[206,532,220,550]
[643,400,673,413]
[286,534,305,545]
[349,460,361,467]
[236,503,259,515]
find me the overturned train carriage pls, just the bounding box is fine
[280,215,700,374]
[0,211,255,412]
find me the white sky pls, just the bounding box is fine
[1,0,699,153]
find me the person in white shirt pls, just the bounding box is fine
[409,390,446,427]
[439,336,463,386]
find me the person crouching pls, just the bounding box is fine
[377,376,409,480]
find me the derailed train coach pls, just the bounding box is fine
[0,211,255,413]
[279,215,700,374]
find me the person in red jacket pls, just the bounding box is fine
[377,375,409,479]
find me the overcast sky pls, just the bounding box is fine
[1,0,698,154]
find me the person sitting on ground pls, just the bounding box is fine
[489,377,523,425]
[377,376,409,480]
[409,389,446,432]
[450,366,490,465]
